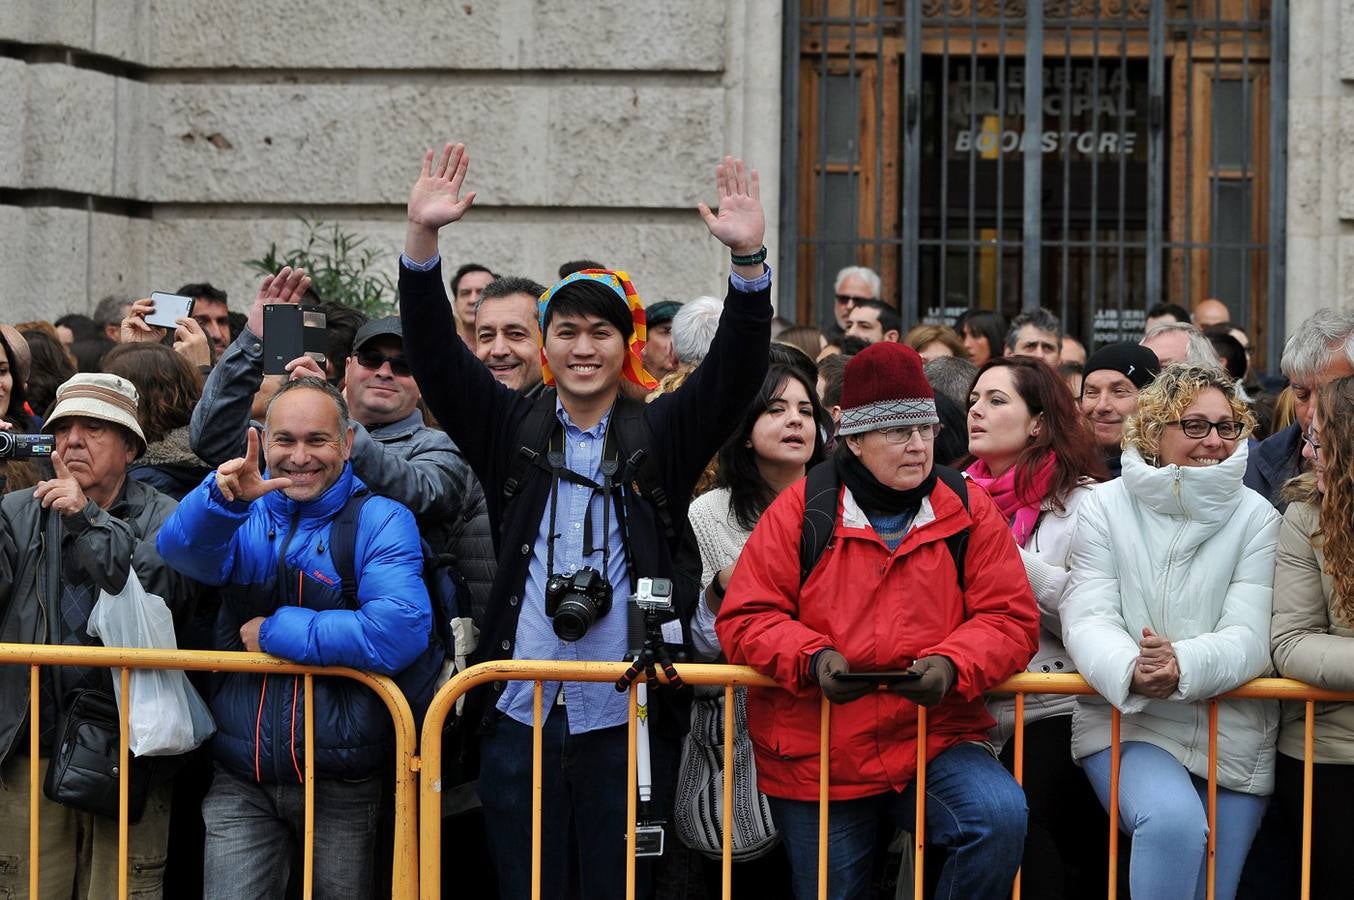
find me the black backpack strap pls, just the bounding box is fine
[610,396,676,542]
[933,466,970,592]
[328,489,372,609]
[502,389,562,508]
[799,460,840,586]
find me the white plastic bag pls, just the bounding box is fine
[86,568,216,756]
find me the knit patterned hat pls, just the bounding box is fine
[837,342,938,436]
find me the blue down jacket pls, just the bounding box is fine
[157,464,431,781]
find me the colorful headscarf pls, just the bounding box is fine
[536,269,658,390]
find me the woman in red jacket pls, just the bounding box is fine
[716,342,1039,900]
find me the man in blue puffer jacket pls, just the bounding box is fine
[158,376,433,900]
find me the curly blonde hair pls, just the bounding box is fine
[1314,376,1354,622]
[1122,364,1255,463]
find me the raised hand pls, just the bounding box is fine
[214,428,293,503]
[121,298,165,344]
[34,452,89,516]
[172,316,212,368]
[697,156,765,256]
[245,266,311,338]
[408,143,477,231]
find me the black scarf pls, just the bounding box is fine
[833,442,937,517]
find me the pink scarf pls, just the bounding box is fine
[965,452,1058,548]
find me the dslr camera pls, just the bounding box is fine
[544,566,613,641]
[0,432,54,460]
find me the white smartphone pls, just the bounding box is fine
[146,291,196,330]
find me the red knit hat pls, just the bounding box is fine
[838,342,938,436]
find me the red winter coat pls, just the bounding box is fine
[715,474,1038,801]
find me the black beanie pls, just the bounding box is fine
[1083,342,1161,390]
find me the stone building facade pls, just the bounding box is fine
[0,1,1349,346]
[1,0,783,320]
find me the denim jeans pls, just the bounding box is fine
[768,742,1027,900]
[1083,741,1268,900]
[478,711,671,900]
[202,764,382,900]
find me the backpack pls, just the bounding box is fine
[329,489,469,720]
[501,390,701,640]
[798,461,971,589]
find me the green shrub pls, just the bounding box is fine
[247,219,397,316]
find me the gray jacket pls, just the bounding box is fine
[190,327,496,619]
[0,478,189,764]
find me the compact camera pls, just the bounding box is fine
[544,566,613,642]
[0,432,54,460]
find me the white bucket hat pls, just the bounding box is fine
[41,373,147,457]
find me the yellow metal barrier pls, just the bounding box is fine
[0,643,419,900]
[420,663,1350,900]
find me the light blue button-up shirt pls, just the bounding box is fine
[498,400,635,733]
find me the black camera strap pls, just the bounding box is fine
[543,421,623,584]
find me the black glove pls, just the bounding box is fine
[891,655,957,707]
[813,649,874,705]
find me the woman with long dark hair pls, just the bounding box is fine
[957,308,1006,367]
[1271,374,1354,896]
[678,360,831,895]
[0,327,41,493]
[964,356,1108,898]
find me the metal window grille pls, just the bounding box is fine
[780,0,1286,365]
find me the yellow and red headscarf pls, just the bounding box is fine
[536,269,658,391]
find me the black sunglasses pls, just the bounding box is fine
[354,348,411,377]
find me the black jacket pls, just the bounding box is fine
[398,261,771,730]
[1243,423,1302,512]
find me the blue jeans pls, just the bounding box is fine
[202,765,382,900]
[768,742,1027,900]
[478,711,669,900]
[1083,741,1268,900]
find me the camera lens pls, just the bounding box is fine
[0,432,11,458]
[551,596,597,642]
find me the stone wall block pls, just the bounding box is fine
[89,212,150,302]
[93,0,149,62]
[0,61,27,189]
[147,82,725,206]
[143,0,724,71]
[0,0,96,55]
[1336,98,1354,223]
[4,207,91,320]
[524,0,726,71]
[24,65,120,196]
[148,0,513,70]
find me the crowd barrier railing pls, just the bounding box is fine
[420,663,1348,900]
[0,643,419,900]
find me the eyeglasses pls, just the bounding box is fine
[1166,418,1245,440]
[834,293,873,306]
[354,348,412,377]
[1302,428,1323,454]
[877,423,941,444]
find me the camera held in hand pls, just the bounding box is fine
[544,566,613,642]
[0,432,54,460]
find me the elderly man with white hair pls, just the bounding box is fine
[828,265,881,342]
[1141,321,1221,369]
[1245,309,1354,511]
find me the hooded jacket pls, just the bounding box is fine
[1061,443,1281,795]
[715,473,1038,802]
[157,465,431,781]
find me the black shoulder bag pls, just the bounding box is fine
[40,510,153,823]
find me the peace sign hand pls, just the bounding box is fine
[408,143,477,230]
[214,429,293,503]
[697,156,765,256]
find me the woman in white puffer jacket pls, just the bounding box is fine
[1061,364,1281,900]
